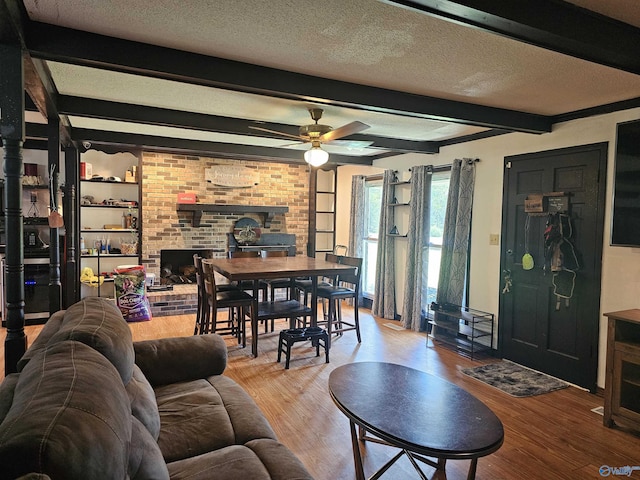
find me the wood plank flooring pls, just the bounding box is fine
[2,307,640,479]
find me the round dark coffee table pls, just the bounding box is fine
[328,362,504,480]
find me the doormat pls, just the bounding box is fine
[461,360,569,397]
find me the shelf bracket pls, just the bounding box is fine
[192,209,203,227]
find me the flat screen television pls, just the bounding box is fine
[612,119,640,247]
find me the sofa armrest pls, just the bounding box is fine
[133,334,227,386]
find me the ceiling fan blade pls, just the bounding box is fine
[320,121,370,142]
[278,141,307,148]
[249,125,303,141]
[329,140,375,148]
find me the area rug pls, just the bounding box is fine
[461,360,569,397]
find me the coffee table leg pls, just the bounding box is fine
[467,458,478,480]
[349,420,365,480]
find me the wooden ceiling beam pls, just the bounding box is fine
[57,95,440,154]
[382,0,640,76]
[70,128,376,166]
[25,22,552,134]
[0,1,74,146]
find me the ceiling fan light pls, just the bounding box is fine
[304,145,329,167]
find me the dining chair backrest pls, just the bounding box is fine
[261,250,288,258]
[228,250,260,258]
[193,254,205,334]
[325,253,340,264]
[201,261,219,308]
[334,245,348,256]
[322,253,341,283]
[336,256,362,288]
[193,254,205,292]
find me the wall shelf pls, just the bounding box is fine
[81,229,137,233]
[81,204,138,209]
[177,204,288,227]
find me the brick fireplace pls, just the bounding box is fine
[140,152,311,281]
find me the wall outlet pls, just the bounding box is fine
[489,234,500,246]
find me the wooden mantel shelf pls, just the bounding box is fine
[177,204,289,227]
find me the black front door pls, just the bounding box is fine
[499,143,607,392]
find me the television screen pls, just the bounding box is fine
[612,119,640,246]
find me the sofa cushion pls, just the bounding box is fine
[167,445,272,480]
[0,374,19,424]
[16,310,65,371]
[129,416,170,480]
[244,438,315,480]
[166,442,311,480]
[0,340,132,480]
[127,364,161,440]
[47,297,135,383]
[155,375,277,463]
[134,334,227,386]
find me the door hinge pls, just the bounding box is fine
[506,161,512,169]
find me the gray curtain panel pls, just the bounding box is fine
[348,175,366,306]
[372,169,396,319]
[437,158,477,306]
[401,165,432,330]
[348,175,365,260]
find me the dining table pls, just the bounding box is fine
[203,255,356,356]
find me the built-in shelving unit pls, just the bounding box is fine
[79,152,141,298]
[312,168,337,255]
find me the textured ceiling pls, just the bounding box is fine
[17,0,640,162]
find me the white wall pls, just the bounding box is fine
[334,164,385,249]
[366,107,640,388]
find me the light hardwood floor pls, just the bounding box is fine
[2,306,640,479]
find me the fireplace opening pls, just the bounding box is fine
[160,249,213,284]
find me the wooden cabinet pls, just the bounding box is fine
[604,309,640,432]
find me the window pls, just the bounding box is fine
[361,170,451,306]
[362,178,382,298]
[425,171,450,308]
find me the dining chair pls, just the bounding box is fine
[193,254,207,335]
[295,253,340,316]
[257,249,295,332]
[228,250,268,301]
[315,255,362,347]
[261,249,292,301]
[334,244,349,256]
[200,261,257,348]
[193,254,239,335]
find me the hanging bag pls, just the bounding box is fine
[522,215,534,270]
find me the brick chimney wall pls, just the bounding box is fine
[141,152,310,277]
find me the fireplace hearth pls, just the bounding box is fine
[160,249,213,284]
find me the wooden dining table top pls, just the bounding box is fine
[203,255,356,281]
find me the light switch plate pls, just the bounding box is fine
[489,234,500,245]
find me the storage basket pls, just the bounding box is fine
[120,242,138,255]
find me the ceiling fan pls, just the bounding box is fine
[249,108,370,166]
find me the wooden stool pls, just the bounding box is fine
[277,327,329,369]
